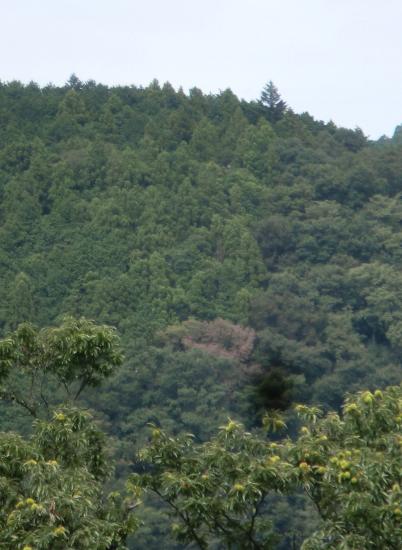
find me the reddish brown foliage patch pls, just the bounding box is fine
[164,318,256,363]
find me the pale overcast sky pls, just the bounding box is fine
[2,0,402,138]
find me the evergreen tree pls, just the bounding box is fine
[260,80,287,122]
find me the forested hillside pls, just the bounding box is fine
[1,76,402,547]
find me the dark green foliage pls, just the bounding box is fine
[253,368,293,413]
[260,81,287,123]
[2,76,402,547]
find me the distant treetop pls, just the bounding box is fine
[260,80,287,122]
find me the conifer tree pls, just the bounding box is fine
[260,81,287,122]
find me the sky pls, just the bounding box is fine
[2,0,402,139]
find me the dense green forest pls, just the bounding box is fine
[1,75,402,547]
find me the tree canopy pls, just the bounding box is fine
[0,317,123,418]
[134,385,402,549]
[0,318,137,549]
[1,76,402,547]
[0,408,137,549]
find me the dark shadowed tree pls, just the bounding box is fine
[260,81,287,122]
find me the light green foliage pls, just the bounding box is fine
[0,317,123,419]
[294,387,402,548]
[0,409,137,549]
[133,420,289,549]
[0,318,137,548]
[135,385,402,549]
